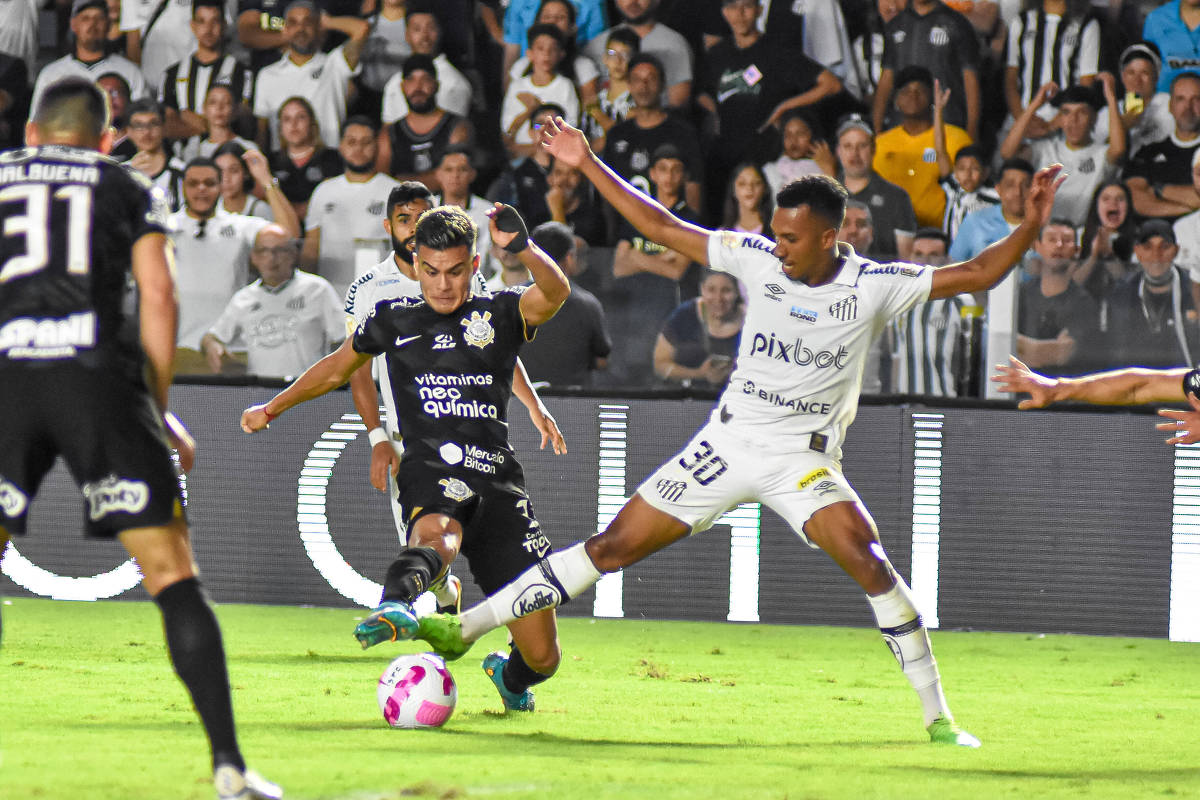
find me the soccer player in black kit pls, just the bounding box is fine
[241,203,570,712]
[0,78,280,799]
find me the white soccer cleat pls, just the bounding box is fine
[214,765,283,800]
[431,572,463,615]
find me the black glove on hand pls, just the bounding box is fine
[493,204,530,254]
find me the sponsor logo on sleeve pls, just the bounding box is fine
[798,468,832,490]
[81,476,149,521]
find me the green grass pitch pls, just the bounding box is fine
[2,597,1199,800]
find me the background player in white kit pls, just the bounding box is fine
[343,182,566,615]
[403,117,1066,747]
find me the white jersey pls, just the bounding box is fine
[32,53,149,110]
[707,232,931,460]
[121,0,197,94]
[343,253,488,439]
[208,270,344,378]
[168,208,270,349]
[253,47,359,148]
[380,53,473,123]
[305,172,402,298]
[0,0,39,76]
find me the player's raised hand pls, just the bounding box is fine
[1025,163,1067,227]
[991,356,1058,409]
[538,116,590,168]
[241,403,272,433]
[529,402,567,455]
[1156,393,1200,445]
[488,202,529,253]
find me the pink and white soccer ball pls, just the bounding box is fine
[377,652,457,728]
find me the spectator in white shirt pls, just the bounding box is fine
[380,1,473,123]
[302,116,402,297]
[202,224,345,378]
[32,0,148,110]
[253,0,369,149]
[120,0,198,95]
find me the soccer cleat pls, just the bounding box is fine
[482,651,535,712]
[414,612,472,661]
[927,715,981,748]
[213,765,283,800]
[430,572,462,615]
[353,601,419,649]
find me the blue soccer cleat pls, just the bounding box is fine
[482,651,535,712]
[353,601,419,649]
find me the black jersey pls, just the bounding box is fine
[387,112,463,177]
[352,286,534,483]
[0,145,169,380]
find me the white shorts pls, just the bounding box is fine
[635,419,862,547]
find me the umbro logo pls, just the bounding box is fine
[763,283,785,301]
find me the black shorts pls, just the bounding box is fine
[396,460,552,596]
[0,365,184,538]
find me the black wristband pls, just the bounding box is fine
[493,204,529,253]
[1183,368,1200,397]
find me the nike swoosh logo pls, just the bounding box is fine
[395,335,421,347]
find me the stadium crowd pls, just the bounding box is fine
[6,0,1200,390]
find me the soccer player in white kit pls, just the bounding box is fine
[401,118,1065,746]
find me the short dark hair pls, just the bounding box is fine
[531,102,568,125]
[526,22,567,51]
[998,157,1035,179]
[437,143,474,168]
[953,144,986,166]
[627,53,665,84]
[404,0,436,19]
[776,174,849,229]
[341,114,379,137]
[605,26,640,53]
[184,156,221,181]
[913,227,949,247]
[415,205,477,253]
[203,82,236,103]
[531,221,575,264]
[192,0,223,17]
[649,143,685,169]
[32,77,110,141]
[126,97,165,122]
[778,107,822,140]
[1171,70,1200,93]
[537,0,577,26]
[387,181,433,216]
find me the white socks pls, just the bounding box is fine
[867,578,951,726]
[459,543,603,642]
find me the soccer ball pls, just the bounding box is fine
[377,652,457,728]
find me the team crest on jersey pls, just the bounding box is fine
[368,201,384,216]
[828,295,858,321]
[460,311,495,348]
[82,475,149,521]
[0,477,29,517]
[439,477,473,502]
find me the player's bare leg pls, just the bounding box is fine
[804,501,980,747]
[481,609,561,712]
[119,518,282,798]
[355,514,463,648]
[415,496,691,658]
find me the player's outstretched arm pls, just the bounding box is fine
[512,357,567,454]
[992,356,1189,408]
[242,338,370,432]
[929,164,1066,299]
[1157,393,1200,444]
[539,116,711,267]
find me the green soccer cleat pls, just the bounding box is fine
[482,651,535,712]
[414,612,473,661]
[927,715,981,748]
[353,601,419,649]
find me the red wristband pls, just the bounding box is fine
[265,409,278,422]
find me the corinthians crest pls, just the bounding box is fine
[439,477,473,502]
[460,310,495,348]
